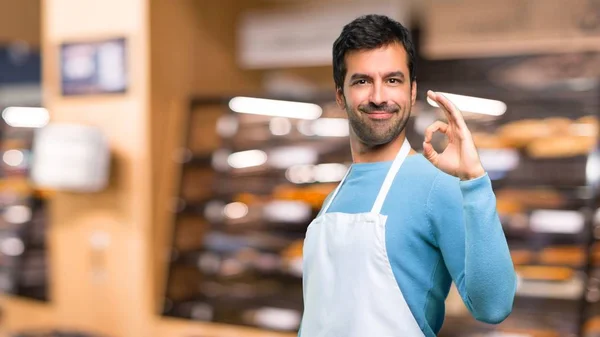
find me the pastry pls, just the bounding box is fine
[527,135,595,158]
[281,240,303,261]
[539,246,585,267]
[497,119,553,148]
[510,249,533,265]
[496,197,524,215]
[544,117,573,134]
[515,265,573,281]
[495,188,565,209]
[471,132,512,149]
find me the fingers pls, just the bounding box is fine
[424,121,448,143]
[423,121,447,167]
[427,90,467,130]
[422,139,439,166]
[438,93,467,128]
[427,90,450,120]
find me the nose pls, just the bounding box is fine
[370,81,387,106]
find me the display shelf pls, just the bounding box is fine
[441,297,583,336]
[184,154,213,167]
[421,54,600,336]
[162,94,344,332]
[154,316,295,337]
[164,93,600,334]
[497,155,590,189]
[163,50,600,335]
[0,120,49,302]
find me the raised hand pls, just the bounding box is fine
[423,90,486,181]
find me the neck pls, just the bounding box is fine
[350,131,416,163]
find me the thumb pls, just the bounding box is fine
[423,141,439,166]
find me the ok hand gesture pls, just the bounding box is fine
[423,90,486,181]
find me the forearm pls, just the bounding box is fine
[460,173,516,323]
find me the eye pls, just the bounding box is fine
[388,78,402,84]
[353,79,367,85]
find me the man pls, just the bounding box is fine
[299,14,517,337]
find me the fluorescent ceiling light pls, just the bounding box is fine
[2,107,50,128]
[285,164,315,184]
[478,149,519,172]
[298,118,349,137]
[216,115,239,137]
[229,96,322,120]
[227,149,267,169]
[587,150,600,186]
[529,210,584,234]
[310,118,349,137]
[285,163,348,184]
[313,163,348,182]
[250,307,301,331]
[268,146,318,169]
[426,92,507,116]
[3,205,31,224]
[263,201,311,223]
[269,117,292,136]
[0,237,24,257]
[223,202,249,219]
[3,149,25,167]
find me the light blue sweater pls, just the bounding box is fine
[301,153,517,336]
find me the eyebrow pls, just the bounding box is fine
[385,71,405,80]
[349,71,406,82]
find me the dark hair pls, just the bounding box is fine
[332,14,416,91]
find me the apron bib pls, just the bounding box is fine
[301,139,424,337]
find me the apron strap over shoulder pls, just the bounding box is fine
[321,165,351,214]
[371,138,412,214]
[321,137,412,215]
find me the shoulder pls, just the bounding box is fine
[401,154,441,184]
[428,171,462,211]
[317,189,335,216]
[401,155,462,213]
[401,154,459,196]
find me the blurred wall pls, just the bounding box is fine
[150,0,264,313]
[422,0,600,59]
[3,1,154,337]
[0,0,41,46]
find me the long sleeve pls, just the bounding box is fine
[427,172,517,324]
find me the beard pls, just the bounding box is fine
[345,99,410,147]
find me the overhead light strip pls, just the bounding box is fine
[229,96,322,120]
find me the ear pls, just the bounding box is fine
[411,81,417,107]
[335,87,346,110]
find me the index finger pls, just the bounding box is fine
[428,91,467,129]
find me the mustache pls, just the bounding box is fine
[358,102,400,114]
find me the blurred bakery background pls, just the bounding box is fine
[0,0,600,336]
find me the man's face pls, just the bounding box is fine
[336,43,417,147]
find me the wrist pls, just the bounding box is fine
[460,166,486,181]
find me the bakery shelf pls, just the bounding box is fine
[176,201,317,230]
[170,233,298,256]
[164,294,303,332]
[183,154,213,167]
[441,296,582,336]
[516,273,585,300]
[168,258,303,287]
[0,121,50,302]
[163,50,600,335]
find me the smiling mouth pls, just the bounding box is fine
[366,111,394,119]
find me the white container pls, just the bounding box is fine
[30,123,110,193]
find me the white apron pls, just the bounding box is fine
[300,139,424,337]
